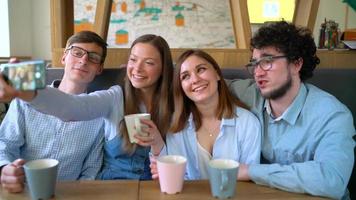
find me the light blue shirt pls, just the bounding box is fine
[0,88,105,180]
[30,85,152,180]
[228,79,355,199]
[162,107,261,180]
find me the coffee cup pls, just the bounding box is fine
[24,158,59,200]
[157,155,187,194]
[208,159,239,199]
[124,113,151,143]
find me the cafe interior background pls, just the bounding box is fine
[0,0,355,66]
[0,0,355,199]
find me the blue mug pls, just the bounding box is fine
[208,159,239,199]
[24,159,59,200]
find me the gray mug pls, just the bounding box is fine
[24,159,59,200]
[208,159,239,199]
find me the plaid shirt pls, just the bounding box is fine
[0,89,105,180]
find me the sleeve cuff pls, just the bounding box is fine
[248,164,272,185]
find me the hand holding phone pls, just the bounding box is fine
[0,60,46,91]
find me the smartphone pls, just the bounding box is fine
[0,60,46,90]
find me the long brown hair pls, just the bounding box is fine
[120,34,174,153]
[170,49,246,133]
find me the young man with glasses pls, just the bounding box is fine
[229,21,355,199]
[0,31,107,193]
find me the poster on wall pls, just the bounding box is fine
[74,0,236,48]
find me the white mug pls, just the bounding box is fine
[124,113,151,143]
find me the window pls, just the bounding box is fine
[248,0,296,24]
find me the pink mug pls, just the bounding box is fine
[157,155,187,194]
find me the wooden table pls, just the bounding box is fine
[139,180,327,200]
[0,180,139,200]
[0,180,328,200]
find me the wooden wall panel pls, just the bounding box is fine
[230,0,251,49]
[50,0,356,70]
[93,0,112,41]
[50,0,74,49]
[293,0,320,31]
[51,48,356,69]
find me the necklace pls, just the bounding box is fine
[201,121,221,137]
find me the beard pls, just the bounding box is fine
[261,72,292,100]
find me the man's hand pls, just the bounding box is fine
[237,163,251,181]
[1,159,26,193]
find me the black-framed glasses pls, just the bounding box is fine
[66,46,103,64]
[245,55,288,75]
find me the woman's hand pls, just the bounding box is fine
[149,156,159,180]
[0,75,19,102]
[134,119,164,155]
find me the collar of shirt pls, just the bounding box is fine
[264,83,307,125]
[50,79,61,88]
[186,112,235,132]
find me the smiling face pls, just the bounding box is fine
[179,55,220,105]
[61,42,103,85]
[252,46,298,100]
[127,42,163,92]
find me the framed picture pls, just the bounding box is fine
[74,0,237,48]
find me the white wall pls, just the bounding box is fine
[31,0,51,60]
[0,0,50,60]
[8,0,33,57]
[0,0,10,57]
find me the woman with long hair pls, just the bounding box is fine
[151,49,261,180]
[1,34,174,180]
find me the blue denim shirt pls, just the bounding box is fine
[97,135,151,180]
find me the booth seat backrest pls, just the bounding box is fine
[47,66,355,198]
[46,67,356,125]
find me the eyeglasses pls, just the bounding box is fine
[245,55,288,75]
[66,46,103,64]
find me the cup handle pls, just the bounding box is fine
[220,171,228,192]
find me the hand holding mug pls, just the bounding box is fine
[135,119,164,154]
[0,159,26,193]
[124,113,150,143]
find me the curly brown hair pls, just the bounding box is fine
[251,21,320,81]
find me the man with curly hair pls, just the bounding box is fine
[229,21,355,199]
